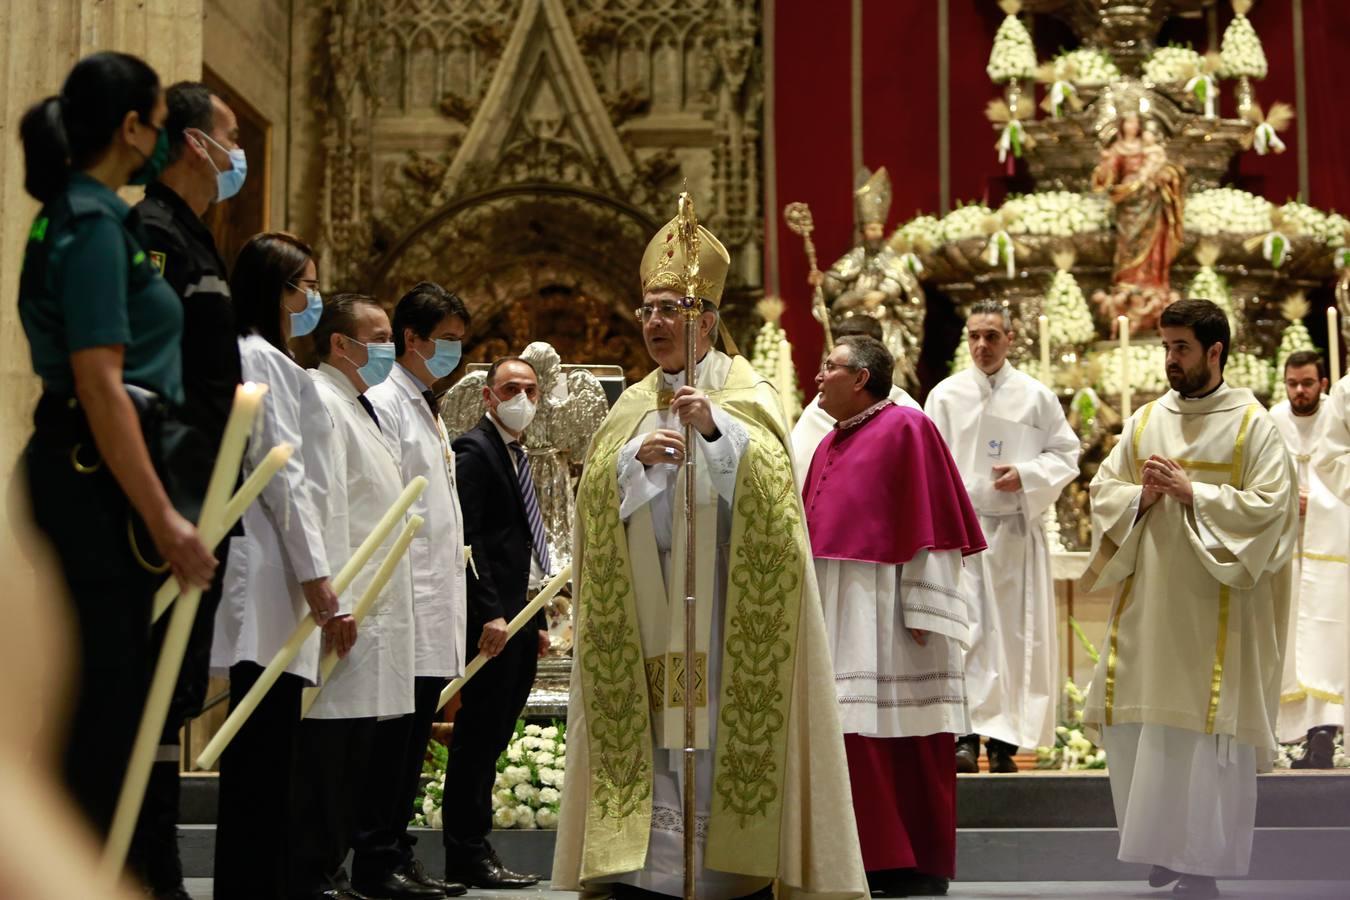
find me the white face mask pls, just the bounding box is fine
[493,390,537,433]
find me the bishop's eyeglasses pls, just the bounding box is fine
[635,301,685,322]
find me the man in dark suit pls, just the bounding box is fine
[444,356,551,888]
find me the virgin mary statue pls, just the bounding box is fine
[1092,111,1185,335]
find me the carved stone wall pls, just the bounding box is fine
[291,0,764,372]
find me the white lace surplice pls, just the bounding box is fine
[817,549,971,738]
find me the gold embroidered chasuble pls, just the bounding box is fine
[552,354,867,899]
[1082,384,1298,762]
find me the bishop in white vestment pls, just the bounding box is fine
[1084,301,1297,897]
[1269,353,1345,761]
[924,301,1079,770]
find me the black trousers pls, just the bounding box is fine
[289,715,378,897]
[442,629,537,865]
[23,429,158,838]
[214,662,303,900]
[129,558,227,891]
[353,676,447,881]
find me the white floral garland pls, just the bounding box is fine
[1226,351,1273,395]
[939,204,994,243]
[1143,46,1203,84]
[1051,48,1120,86]
[895,214,943,249]
[988,11,1036,83]
[1003,191,1111,237]
[1043,269,1099,345]
[1093,344,1168,395]
[1184,187,1273,235]
[1220,11,1268,79]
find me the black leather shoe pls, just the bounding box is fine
[318,868,373,900]
[888,870,949,896]
[446,856,539,889]
[351,869,446,899]
[1291,727,1337,769]
[1149,865,1182,888]
[401,858,466,897]
[1172,875,1219,899]
[955,736,980,774]
[986,739,1019,774]
[148,888,193,900]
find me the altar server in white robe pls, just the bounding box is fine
[790,316,920,489]
[1311,374,1350,743]
[1270,352,1346,764]
[213,233,338,900]
[804,335,986,898]
[290,293,417,900]
[924,300,1080,772]
[357,282,471,898]
[1084,300,1297,900]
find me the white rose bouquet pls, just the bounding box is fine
[1036,623,1107,771]
[1143,45,1203,85]
[1220,0,1268,80]
[892,214,942,250]
[987,0,1036,84]
[1187,241,1237,326]
[1050,48,1119,86]
[1225,351,1274,396]
[1042,251,1099,346]
[1002,191,1110,237]
[940,203,994,243]
[1184,187,1272,236]
[1093,344,1168,395]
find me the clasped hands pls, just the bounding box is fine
[637,387,718,467]
[1140,454,1193,510]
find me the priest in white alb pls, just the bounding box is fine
[553,202,867,900]
[804,335,985,898]
[924,300,1080,773]
[1310,372,1350,742]
[1084,300,1298,900]
[790,316,920,490]
[1270,351,1345,766]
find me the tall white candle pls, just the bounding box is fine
[1039,314,1052,386]
[1329,306,1341,385]
[1119,316,1132,420]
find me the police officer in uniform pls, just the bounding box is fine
[129,80,245,900]
[16,51,216,853]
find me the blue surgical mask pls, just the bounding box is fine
[421,339,462,379]
[197,132,248,202]
[289,287,323,338]
[344,338,396,388]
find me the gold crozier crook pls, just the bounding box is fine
[675,191,701,900]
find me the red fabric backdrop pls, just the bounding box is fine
[768,0,1350,397]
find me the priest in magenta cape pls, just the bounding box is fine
[803,335,986,896]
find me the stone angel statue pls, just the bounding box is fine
[440,341,609,577]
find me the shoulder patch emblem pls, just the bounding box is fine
[148,251,166,274]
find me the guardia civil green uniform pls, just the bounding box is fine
[18,172,184,835]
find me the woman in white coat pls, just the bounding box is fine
[212,233,339,900]
[289,293,417,900]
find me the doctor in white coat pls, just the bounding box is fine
[925,300,1079,774]
[290,293,417,900]
[212,233,339,900]
[355,282,471,899]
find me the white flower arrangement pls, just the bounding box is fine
[1184,187,1273,236]
[1043,270,1099,346]
[1278,201,1349,248]
[1220,2,1268,80]
[1093,344,1168,395]
[1186,262,1236,324]
[1042,505,1067,554]
[1002,191,1110,237]
[1036,679,1107,770]
[987,2,1036,84]
[1143,46,1204,85]
[894,214,943,249]
[416,719,567,831]
[940,204,994,243]
[1051,48,1120,86]
[749,298,802,424]
[1225,351,1273,395]
[1325,213,1349,249]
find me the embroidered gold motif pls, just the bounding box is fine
[669,652,708,708]
[714,430,801,824]
[577,436,651,821]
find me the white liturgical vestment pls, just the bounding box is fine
[925,361,1079,749]
[1309,377,1350,732]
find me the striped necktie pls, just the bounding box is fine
[509,441,551,574]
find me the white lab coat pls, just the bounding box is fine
[366,363,468,679]
[213,333,332,683]
[925,362,1080,749]
[306,364,416,720]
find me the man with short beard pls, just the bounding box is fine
[1083,299,1298,900]
[1270,353,1346,764]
